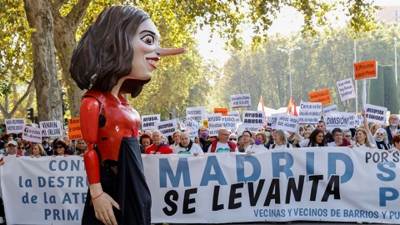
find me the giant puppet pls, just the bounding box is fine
[70,6,184,225]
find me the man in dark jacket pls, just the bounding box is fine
[385,114,400,146]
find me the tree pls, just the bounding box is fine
[382,66,399,114]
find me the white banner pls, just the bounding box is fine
[337,78,356,101]
[275,114,299,132]
[231,94,251,108]
[22,125,43,143]
[325,112,353,130]
[221,116,236,131]
[143,149,400,224]
[156,120,177,137]
[323,105,338,115]
[228,111,241,123]
[1,156,87,225]
[141,114,160,130]
[298,102,322,124]
[186,106,206,121]
[5,118,25,134]
[40,121,63,137]
[364,104,387,124]
[242,111,265,127]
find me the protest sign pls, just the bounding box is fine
[5,119,25,134]
[237,123,259,135]
[208,128,219,137]
[325,112,353,130]
[364,104,387,124]
[186,106,206,121]
[275,114,299,133]
[323,105,337,115]
[207,114,223,130]
[354,114,364,126]
[187,129,198,140]
[1,157,87,225]
[221,116,236,131]
[354,60,377,80]
[68,117,82,140]
[39,121,63,137]
[242,111,265,127]
[214,108,228,116]
[141,114,161,130]
[269,113,283,129]
[143,149,400,224]
[155,120,177,137]
[184,119,199,132]
[228,111,241,123]
[231,94,251,108]
[337,78,356,101]
[308,89,332,105]
[298,102,322,124]
[22,125,42,143]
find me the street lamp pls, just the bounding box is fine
[277,46,301,98]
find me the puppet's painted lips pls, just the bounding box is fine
[146,58,159,69]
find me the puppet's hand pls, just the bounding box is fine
[90,183,120,225]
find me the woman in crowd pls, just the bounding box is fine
[53,139,68,157]
[298,129,327,147]
[139,133,152,153]
[246,131,268,154]
[374,128,390,150]
[30,144,45,158]
[237,135,243,147]
[16,140,26,156]
[353,128,376,148]
[389,135,400,153]
[239,131,253,152]
[269,129,293,149]
[343,130,354,145]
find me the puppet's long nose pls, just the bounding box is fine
[157,48,185,56]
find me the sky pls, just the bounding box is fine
[195,0,400,63]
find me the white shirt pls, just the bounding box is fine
[245,144,268,153]
[354,143,376,148]
[174,143,204,155]
[207,142,239,153]
[268,143,293,150]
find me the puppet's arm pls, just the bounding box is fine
[81,97,100,184]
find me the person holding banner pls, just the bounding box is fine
[238,131,253,152]
[174,132,204,156]
[207,128,238,153]
[246,131,268,154]
[30,144,45,158]
[373,128,390,150]
[298,129,327,147]
[327,128,351,147]
[70,5,184,225]
[269,129,293,149]
[388,135,400,153]
[145,130,173,154]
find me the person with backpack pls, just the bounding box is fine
[207,128,238,153]
[268,129,293,149]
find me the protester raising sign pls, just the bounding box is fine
[242,110,265,127]
[364,104,387,124]
[40,121,63,137]
[308,88,332,105]
[186,106,206,121]
[155,120,177,137]
[354,60,377,80]
[141,114,160,130]
[275,114,299,133]
[5,119,25,134]
[230,94,251,108]
[337,78,356,101]
[298,102,322,124]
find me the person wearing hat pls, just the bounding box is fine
[0,140,23,166]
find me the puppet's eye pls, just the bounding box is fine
[141,35,154,45]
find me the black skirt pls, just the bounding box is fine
[82,137,151,225]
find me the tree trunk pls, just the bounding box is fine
[24,0,62,122]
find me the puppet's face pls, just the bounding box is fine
[129,19,161,80]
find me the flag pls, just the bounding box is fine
[257,95,265,112]
[286,97,298,116]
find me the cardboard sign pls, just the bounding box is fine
[22,125,42,143]
[275,114,299,133]
[5,119,25,134]
[214,108,228,116]
[237,124,259,136]
[184,119,199,132]
[221,116,236,131]
[364,104,387,124]
[323,105,337,115]
[230,94,251,108]
[337,78,356,101]
[68,117,82,140]
[186,106,206,121]
[354,60,377,80]
[298,102,322,124]
[242,111,265,127]
[325,112,353,130]
[308,89,332,105]
[269,113,283,129]
[39,121,63,137]
[155,120,177,137]
[141,114,160,130]
[228,111,241,123]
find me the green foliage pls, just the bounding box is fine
[368,65,385,106]
[382,66,399,114]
